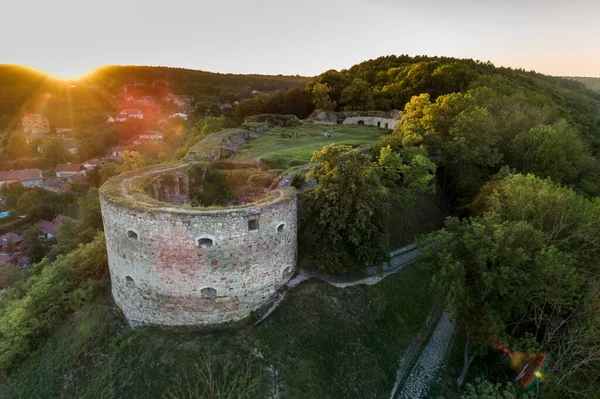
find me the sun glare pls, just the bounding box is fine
[25,64,100,81]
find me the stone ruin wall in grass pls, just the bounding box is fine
[100,129,298,326]
[305,109,401,129]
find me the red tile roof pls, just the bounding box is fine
[0,232,22,244]
[55,164,85,173]
[0,169,42,182]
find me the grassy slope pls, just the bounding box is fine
[1,265,435,399]
[230,124,386,169]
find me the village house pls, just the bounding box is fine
[132,131,164,145]
[55,128,73,136]
[22,114,50,134]
[0,169,43,188]
[55,163,87,179]
[36,216,65,239]
[0,232,21,251]
[138,131,164,140]
[62,138,81,155]
[133,96,156,107]
[41,178,72,194]
[24,132,51,145]
[169,112,188,121]
[118,109,144,119]
[67,174,87,185]
[168,94,193,109]
[109,146,126,158]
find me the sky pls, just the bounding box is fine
[1,0,599,79]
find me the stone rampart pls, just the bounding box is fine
[305,109,401,129]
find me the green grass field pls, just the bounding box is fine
[230,124,386,169]
[1,265,435,399]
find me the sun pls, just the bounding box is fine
[26,63,99,81]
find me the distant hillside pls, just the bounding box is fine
[304,55,600,149]
[0,65,310,131]
[565,76,600,91]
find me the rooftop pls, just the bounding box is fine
[55,164,85,173]
[0,169,42,182]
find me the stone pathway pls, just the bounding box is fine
[395,312,455,399]
[286,244,420,289]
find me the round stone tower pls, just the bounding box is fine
[99,163,297,326]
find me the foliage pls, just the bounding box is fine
[117,150,147,173]
[40,138,72,168]
[310,82,336,111]
[461,377,532,399]
[77,189,103,231]
[300,145,390,274]
[377,145,436,193]
[511,121,586,185]
[420,173,600,392]
[0,263,22,290]
[20,227,53,264]
[234,88,313,122]
[0,233,108,373]
[163,350,262,399]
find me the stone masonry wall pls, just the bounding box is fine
[100,191,297,326]
[342,116,398,129]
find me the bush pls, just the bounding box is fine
[0,233,108,373]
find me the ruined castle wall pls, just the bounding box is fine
[342,116,398,129]
[100,191,297,326]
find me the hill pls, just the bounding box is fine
[565,76,600,91]
[0,64,310,131]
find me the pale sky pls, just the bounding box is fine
[2,0,599,79]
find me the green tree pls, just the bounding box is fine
[300,145,390,274]
[310,82,336,111]
[0,262,22,289]
[6,133,29,159]
[340,78,375,110]
[21,227,52,264]
[117,151,147,173]
[77,189,103,231]
[40,138,72,167]
[418,212,582,387]
[461,377,532,399]
[99,162,119,184]
[511,121,585,184]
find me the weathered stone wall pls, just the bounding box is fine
[100,124,298,326]
[100,178,297,326]
[342,116,398,129]
[305,109,401,129]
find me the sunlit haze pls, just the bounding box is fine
[2,0,600,78]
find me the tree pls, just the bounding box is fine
[418,212,582,387]
[117,151,147,173]
[77,189,103,231]
[511,121,585,184]
[0,262,22,289]
[340,78,375,110]
[299,145,390,274]
[21,226,52,264]
[6,133,29,159]
[377,145,436,194]
[99,162,119,184]
[40,137,72,167]
[461,377,532,399]
[310,82,336,111]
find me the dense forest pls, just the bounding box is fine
[567,76,600,92]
